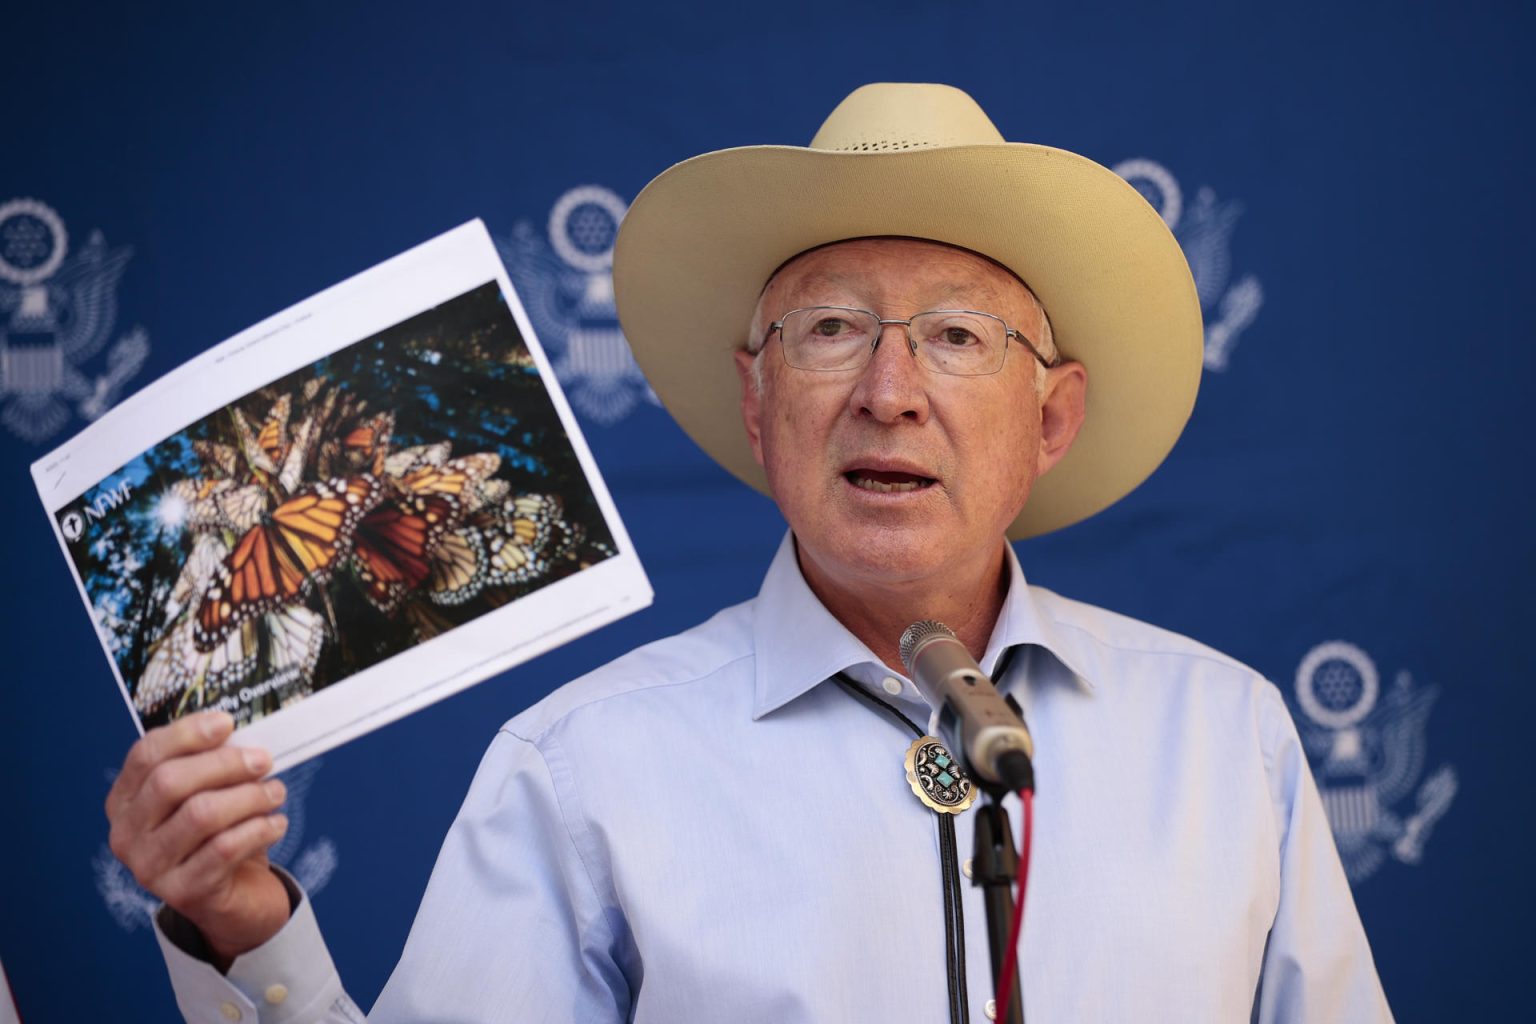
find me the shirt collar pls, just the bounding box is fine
[751,532,1095,721]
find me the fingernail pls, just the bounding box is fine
[264,780,287,803]
[201,712,233,739]
[243,748,271,774]
[272,813,289,833]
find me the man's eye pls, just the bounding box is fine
[811,318,853,337]
[941,327,980,347]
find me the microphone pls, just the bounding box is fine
[899,621,1035,791]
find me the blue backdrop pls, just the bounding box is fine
[2,2,1531,1020]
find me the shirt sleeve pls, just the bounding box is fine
[1253,684,1396,1023]
[366,726,634,1023]
[158,727,632,1024]
[155,866,364,1024]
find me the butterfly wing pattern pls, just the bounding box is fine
[133,377,613,727]
[193,476,382,650]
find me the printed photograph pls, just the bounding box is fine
[56,280,616,730]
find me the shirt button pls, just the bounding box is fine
[984,997,998,1020]
[881,676,903,695]
[264,984,289,1005]
[962,857,974,879]
[219,1003,242,1022]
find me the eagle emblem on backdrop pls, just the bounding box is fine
[0,198,150,443]
[1112,160,1264,371]
[95,760,337,930]
[497,185,660,425]
[1290,640,1458,882]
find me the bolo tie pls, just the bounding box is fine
[832,644,1021,1024]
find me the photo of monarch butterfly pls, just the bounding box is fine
[62,280,618,731]
[194,476,383,649]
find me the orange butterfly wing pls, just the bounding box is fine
[351,493,458,613]
[194,476,379,649]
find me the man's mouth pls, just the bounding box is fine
[845,469,937,494]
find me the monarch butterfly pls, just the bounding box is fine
[396,454,501,500]
[478,493,562,587]
[194,476,381,650]
[137,604,328,724]
[383,441,451,478]
[169,533,233,615]
[137,614,259,721]
[191,440,240,479]
[255,394,292,465]
[349,454,501,610]
[167,480,269,536]
[341,411,394,474]
[426,525,488,606]
[476,478,511,508]
[350,492,459,613]
[277,411,327,494]
[229,394,292,475]
[264,603,326,684]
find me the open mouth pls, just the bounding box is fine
[845,469,937,494]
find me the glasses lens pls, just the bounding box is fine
[910,312,1007,375]
[780,308,879,370]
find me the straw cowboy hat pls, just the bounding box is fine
[612,82,1203,538]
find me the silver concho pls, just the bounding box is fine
[904,736,976,814]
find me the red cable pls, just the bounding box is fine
[992,788,1033,1024]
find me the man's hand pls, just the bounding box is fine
[106,710,294,967]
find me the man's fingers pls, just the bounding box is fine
[133,779,288,886]
[130,741,271,832]
[108,711,235,815]
[158,813,290,910]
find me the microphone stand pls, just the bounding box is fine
[972,781,1025,1024]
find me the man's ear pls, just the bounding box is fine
[1036,360,1087,478]
[733,349,766,468]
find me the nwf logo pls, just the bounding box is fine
[61,479,132,541]
[84,479,132,521]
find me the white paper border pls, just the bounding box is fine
[33,220,652,771]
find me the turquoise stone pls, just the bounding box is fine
[937,771,955,788]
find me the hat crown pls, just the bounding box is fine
[809,83,1006,152]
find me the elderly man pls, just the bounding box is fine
[108,84,1393,1022]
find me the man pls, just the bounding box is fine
[107,84,1393,1022]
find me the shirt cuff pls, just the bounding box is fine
[154,866,346,1024]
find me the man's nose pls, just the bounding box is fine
[850,321,930,423]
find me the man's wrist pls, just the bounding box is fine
[157,866,301,973]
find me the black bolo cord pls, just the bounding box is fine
[833,673,968,1024]
[833,646,1022,1024]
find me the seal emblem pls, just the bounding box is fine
[0,197,150,443]
[1112,159,1264,372]
[1292,640,1458,882]
[904,735,976,814]
[497,185,660,425]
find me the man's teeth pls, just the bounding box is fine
[849,473,930,493]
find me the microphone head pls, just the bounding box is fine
[899,620,957,673]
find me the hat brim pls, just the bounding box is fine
[613,142,1203,539]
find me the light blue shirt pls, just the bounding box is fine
[159,534,1393,1022]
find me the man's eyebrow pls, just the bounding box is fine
[789,275,995,305]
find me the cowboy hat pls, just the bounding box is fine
[612,82,1203,538]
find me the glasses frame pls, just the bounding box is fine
[765,305,1060,376]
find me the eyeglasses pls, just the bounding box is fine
[764,306,1058,376]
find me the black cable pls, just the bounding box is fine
[832,673,966,1024]
[834,646,1024,1024]
[939,813,970,1018]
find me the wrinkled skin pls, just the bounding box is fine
[735,238,1086,668]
